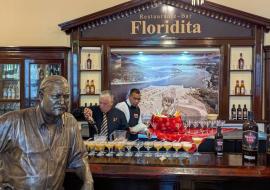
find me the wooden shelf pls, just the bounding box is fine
[80,69,101,72]
[0,78,20,82]
[0,99,20,102]
[229,94,252,97]
[230,69,253,72]
[80,93,100,96]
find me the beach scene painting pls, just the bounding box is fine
[110,48,220,121]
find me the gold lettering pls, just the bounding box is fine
[181,20,185,33]
[164,20,169,34]
[130,19,202,35]
[170,20,179,34]
[193,24,201,33]
[131,21,142,34]
[147,24,156,34]
[186,21,192,33]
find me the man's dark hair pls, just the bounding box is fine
[129,88,140,96]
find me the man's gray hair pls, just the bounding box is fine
[39,75,68,93]
[99,90,114,103]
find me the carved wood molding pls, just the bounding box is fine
[59,0,270,34]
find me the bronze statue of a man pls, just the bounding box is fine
[0,75,93,190]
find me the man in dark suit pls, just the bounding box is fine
[84,90,128,140]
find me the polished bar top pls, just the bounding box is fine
[88,153,270,178]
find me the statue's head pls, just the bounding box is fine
[39,75,69,118]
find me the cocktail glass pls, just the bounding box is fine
[172,142,182,158]
[135,141,144,157]
[163,141,172,158]
[115,141,125,157]
[96,142,106,157]
[125,141,136,157]
[192,137,203,156]
[106,141,115,157]
[182,142,192,158]
[153,141,163,158]
[144,141,154,157]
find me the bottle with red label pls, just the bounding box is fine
[242,111,258,163]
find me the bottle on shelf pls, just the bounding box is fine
[231,104,237,120]
[242,111,258,163]
[238,53,245,70]
[240,80,246,95]
[2,65,6,79]
[243,104,248,120]
[90,80,95,94]
[86,53,92,70]
[85,80,91,94]
[237,104,242,120]
[215,125,223,156]
[266,123,270,165]
[235,80,240,95]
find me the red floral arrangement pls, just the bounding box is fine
[150,112,185,134]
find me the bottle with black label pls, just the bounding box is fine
[237,104,242,120]
[231,104,237,120]
[215,125,223,156]
[242,111,258,163]
[243,104,248,120]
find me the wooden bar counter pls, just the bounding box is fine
[82,153,270,190]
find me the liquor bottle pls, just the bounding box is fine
[242,111,258,163]
[235,80,240,95]
[237,104,242,120]
[240,80,245,95]
[231,104,237,120]
[238,53,244,70]
[86,54,92,70]
[266,124,270,165]
[85,80,91,94]
[215,125,223,156]
[39,68,45,81]
[243,104,248,120]
[90,80,95,94]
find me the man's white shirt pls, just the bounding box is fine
[115,99,147,133]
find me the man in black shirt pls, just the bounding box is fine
[84,90,128,139]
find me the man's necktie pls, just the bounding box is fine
[100,112,108,137]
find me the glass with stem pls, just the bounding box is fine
[163,141,172,158]
[125,141,135,157]
[96,141,106,157]
[135,141,144,157]
[106,141,115,157]
[85,140,96,156]
[182,142,192,158]
[192,137,203,156]
[172,142,182,158]
[115,141,126,157]
[153,141,163,157]
[144,141,154,157]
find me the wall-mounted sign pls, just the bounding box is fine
[82,4,252,39]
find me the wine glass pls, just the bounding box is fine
[96,141,106,157]
[115,141,126,157]
[125,141,135,157]
[135,141,144,157]
[144,141,153,157]
[163,141,172,158]
[106,141,115,157]
[172,142,182,158]
[182,142,192,158]
[153,141,163,158]
[84,140,96,156]
[192,137,203,156]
